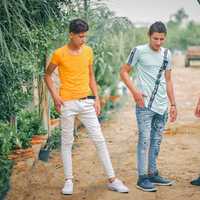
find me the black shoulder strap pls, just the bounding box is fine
[127,48,137,65]
[148,49,168,109]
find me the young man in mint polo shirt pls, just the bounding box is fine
[120,21,177,192]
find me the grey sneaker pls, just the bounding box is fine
[149,172,175,186]
[136,175,157,192]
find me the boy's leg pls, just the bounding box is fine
[135,106,154,176]
[78,99,129,193]
[78,99,115,178]
[135,106,156,192]
[148,111,167,175]
[61,102,77,180]
[148,111,174,186]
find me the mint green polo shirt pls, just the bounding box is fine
[126,44,172,115]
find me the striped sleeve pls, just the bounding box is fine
[126,47,139,67]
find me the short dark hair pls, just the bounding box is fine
[69,19,89,33]
[148,21,167,36]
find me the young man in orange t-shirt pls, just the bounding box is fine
[44,19,129,195]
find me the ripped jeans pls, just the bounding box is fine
[135,105,168,176]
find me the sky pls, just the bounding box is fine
[104,0,200,24]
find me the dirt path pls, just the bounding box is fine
[6,56,200,200]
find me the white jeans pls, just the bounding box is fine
[61,99,115,179]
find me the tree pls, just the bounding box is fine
[0,0,72,121]
[169,8,188,25]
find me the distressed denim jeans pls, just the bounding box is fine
[135,105,168,176]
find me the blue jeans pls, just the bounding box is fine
[135,106,168,176]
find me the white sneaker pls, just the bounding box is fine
[62,179,73,195]
[107,178,129,193]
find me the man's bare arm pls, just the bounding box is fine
[44,63,63,112]
[120,64,145,107]
[165,70,177,122]
[88,63,101,115]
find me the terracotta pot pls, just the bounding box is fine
[9,148,34,161]
[32,135,46,140]
[109,95,120,102]
[31,135,47,145]
[163,128,176,135]
[100,97,106,108]
[50,118,60,125]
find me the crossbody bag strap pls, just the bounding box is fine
[148,48,168,109]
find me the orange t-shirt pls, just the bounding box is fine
[50,45,93,100]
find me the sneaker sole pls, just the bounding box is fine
[152,180,175,186]
[62,192,73,195]
[191,183,200,186]
[62,190,73,195]
[108,186,129,193]
[136,185,157,192]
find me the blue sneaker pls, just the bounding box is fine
[149,172,175,186]
[136,175,157,192]
[191,176,200,186]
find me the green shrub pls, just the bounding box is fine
[0,123,15,156]
[50,105,60,119]
[17,109,42,136]
[0,157,13,200]
[98,100,114,122]
[0,123,14,200]
[48,128,61,150]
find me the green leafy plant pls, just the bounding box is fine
[0,122,14,200]
[17,109,46,136]
[0,122,15,156]
[0,157,13,200]
[48,128,61,150]
[98,100,114,122]
[50,105,60,119]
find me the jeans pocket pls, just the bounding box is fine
[135,104,145,111]
[136,105,149,114]
[61,104,63,113]
[61,101,75,114]
[85,99,95,105]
